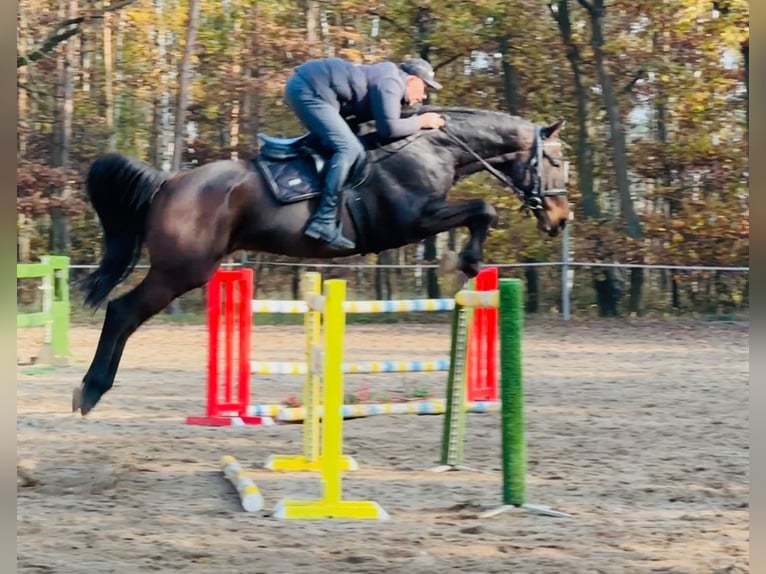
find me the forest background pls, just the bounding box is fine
[16,0,750,319]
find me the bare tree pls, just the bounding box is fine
[171,0,201,171]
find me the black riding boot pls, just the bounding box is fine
[304,160,356,250]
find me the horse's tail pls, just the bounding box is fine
[81,153,168,309]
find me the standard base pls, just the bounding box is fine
[186,415,274,426]
[264,454,358,472]
[478,503,574,519]
[272,499,389,520]
[33,344,70,367]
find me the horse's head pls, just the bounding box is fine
[501,119,571,237]
[423,107,571,238]
[422,106,569,237]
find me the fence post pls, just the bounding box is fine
[42,255,71,361]
[561,212,574,321]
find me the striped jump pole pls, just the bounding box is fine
[275,399,501,422]
[219,455,264,512]
[266,269,497,470]
[435,279,572,519]
[271,279,389,521]
[250,296,456,380]
[188,267,499,426]
[250,358,451,376]
[250,268,498,423]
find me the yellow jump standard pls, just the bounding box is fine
[271,279,389,520]
[265,272,356,474]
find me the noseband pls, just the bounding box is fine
[441,124,568,213]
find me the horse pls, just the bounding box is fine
[72,105,571,416]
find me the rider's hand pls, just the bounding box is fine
[419,112,445,130]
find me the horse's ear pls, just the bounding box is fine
[541,119,565,139]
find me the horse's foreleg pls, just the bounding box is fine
[418,199,497,277]
[74,268,194,416]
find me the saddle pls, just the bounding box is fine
[253,132,369,205]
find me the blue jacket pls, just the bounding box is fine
[293,57,421,139]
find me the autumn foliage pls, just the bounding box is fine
[17,0,748,316]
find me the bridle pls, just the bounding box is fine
[441,124,569,214]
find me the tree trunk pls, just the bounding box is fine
[291,268,301,300]
[741,37,748,142]
[580,0,643,313]
[552,0,598,218]
[17,7,29,155]
[50,0,77,255]
[242,0,261,151]
[671,274,681,310]
[152,0,173,171]
[421,238,439,298]
[319,7,332,57]
[164,0,199,315]
[306,0,321,57]
[628,267,643,315]
[103,2,116,150]
[498,35,521,115]
[593,268,619,317]
[375,251,393,300]
[552,0,611,313]
[579,0,641,238]
[171,0,200,171]
[414,10,440,298]
[114,10,125,148]
[17,214,33,262]
[229,11,242,160]
[149,89,161,166]
[524,258,539,313]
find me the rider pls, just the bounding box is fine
[284,56,446,250]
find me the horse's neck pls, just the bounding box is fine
[434,128,521,175]
[361,111,529,178]
[452,117,525,148]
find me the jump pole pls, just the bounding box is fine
[219,455,264,512]
[265,269,498,470]
[188,266,499,426]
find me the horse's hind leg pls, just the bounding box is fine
[73,266,212,416]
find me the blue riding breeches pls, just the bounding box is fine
[283,73,366,191]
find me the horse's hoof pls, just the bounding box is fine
[72,385,100,416]
[458,254,481,278]
[72,387,82,413]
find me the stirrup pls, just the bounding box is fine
[304,222,355,250]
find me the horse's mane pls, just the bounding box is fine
[407,105,531,125]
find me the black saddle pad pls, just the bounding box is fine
[253,155,323,204]
[251,151,377,255]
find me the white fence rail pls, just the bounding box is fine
[66,260,748,321]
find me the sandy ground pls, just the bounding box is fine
[17,318,749,574]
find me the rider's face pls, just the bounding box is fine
[406,76,426,105]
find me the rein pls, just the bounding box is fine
[440,123,568,212]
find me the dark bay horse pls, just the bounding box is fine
[73,106,571,415]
